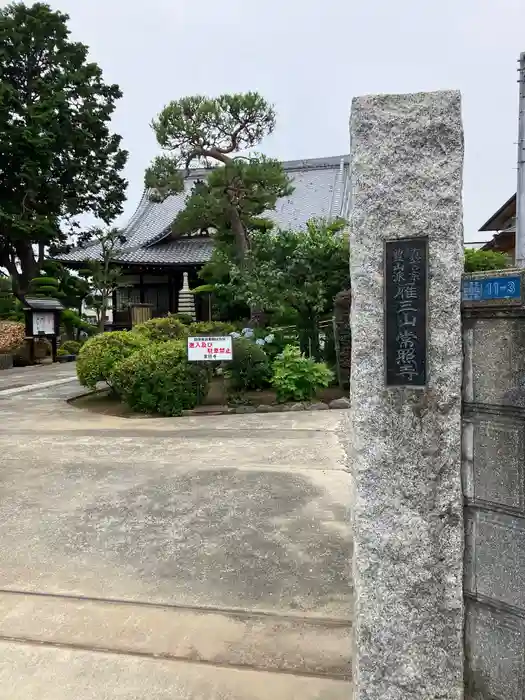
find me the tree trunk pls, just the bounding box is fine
[98,305,106,333]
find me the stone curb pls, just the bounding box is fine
[182,397,350,417]
[69,390,350,418]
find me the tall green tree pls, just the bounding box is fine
[28,260,90,312]
[78,226,126,332]
[230,219,350,357]
[0,2,128,300]
[145,93,293,267]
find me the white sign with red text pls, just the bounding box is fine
[187,336,233,362]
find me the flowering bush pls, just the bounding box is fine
[76,331,146,389]
[225,336,271,391]
[0,321,25,354]
[110,340,210,416]
[271,345,333,402]
[229,326,289,361]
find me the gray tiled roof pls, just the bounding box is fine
[24,297,64,310]
[57,155,349,266]
[116,238,214,265]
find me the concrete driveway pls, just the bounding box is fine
[0,364,352,699]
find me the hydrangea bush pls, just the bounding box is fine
[224,336,271,391]
[271,345,333,403]
[229,326,289,361]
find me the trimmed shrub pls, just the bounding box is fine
[0,321,25,354]
[133,315,189,343]
[60,340,82,355]
[188,321,236,336]
[110,340,210,416]
[225,336,271,391]
[76,331,146,389]
[173,313,195,326]
[271,345,333,403]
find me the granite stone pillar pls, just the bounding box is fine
[347,91,465,699]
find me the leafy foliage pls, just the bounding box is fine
[59,339,82,355]
[229,326,289,361]
[145,93,292,327]
[61,308,97,340]
[77,227,127,331]
[133,315,189,343]
[229,219,350,357]
[76,331,145,390]
[188,321,236,336]
[0,276,22,319]
[172,313,195,326]
[0,320,25,354]
[110,340,210,416]
[0,2,127,298]
[28,275,60,298]
[271,346,333,403]
[30,260,90,310]
[464,248,510,272]
[225,336,271,391]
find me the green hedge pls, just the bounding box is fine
[110,340,210,416]
[76,331,146,390]
[60,340,82,355]
[188,321,236,336]
[132,315,189,343]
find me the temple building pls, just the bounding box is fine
[57,155,350,327]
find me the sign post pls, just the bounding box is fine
[187,335,233,362]
[23,297,64,363]
[348,91,464,700]
[384,237,428,387]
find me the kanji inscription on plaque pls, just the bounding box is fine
[385,238,427,387]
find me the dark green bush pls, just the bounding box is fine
[60,340,82,355]
[110,340,210,416]
[271,345,333,402]
[173,313,195,326]
[464,248,509,272]
[188,321,236,336]
[76,331,146,389]
[61,309,97,338]
[225,337,271,391]
[133,315,189,342]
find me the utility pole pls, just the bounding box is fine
[515,52,525,268]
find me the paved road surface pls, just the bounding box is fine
[0,363,352,699]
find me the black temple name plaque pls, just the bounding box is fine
[385,237,427,387]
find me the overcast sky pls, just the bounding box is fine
[32,0,525,240]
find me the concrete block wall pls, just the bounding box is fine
[462,273,525,699]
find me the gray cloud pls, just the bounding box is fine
[13,0,525,240]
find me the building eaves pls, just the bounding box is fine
[479,193,516,231]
